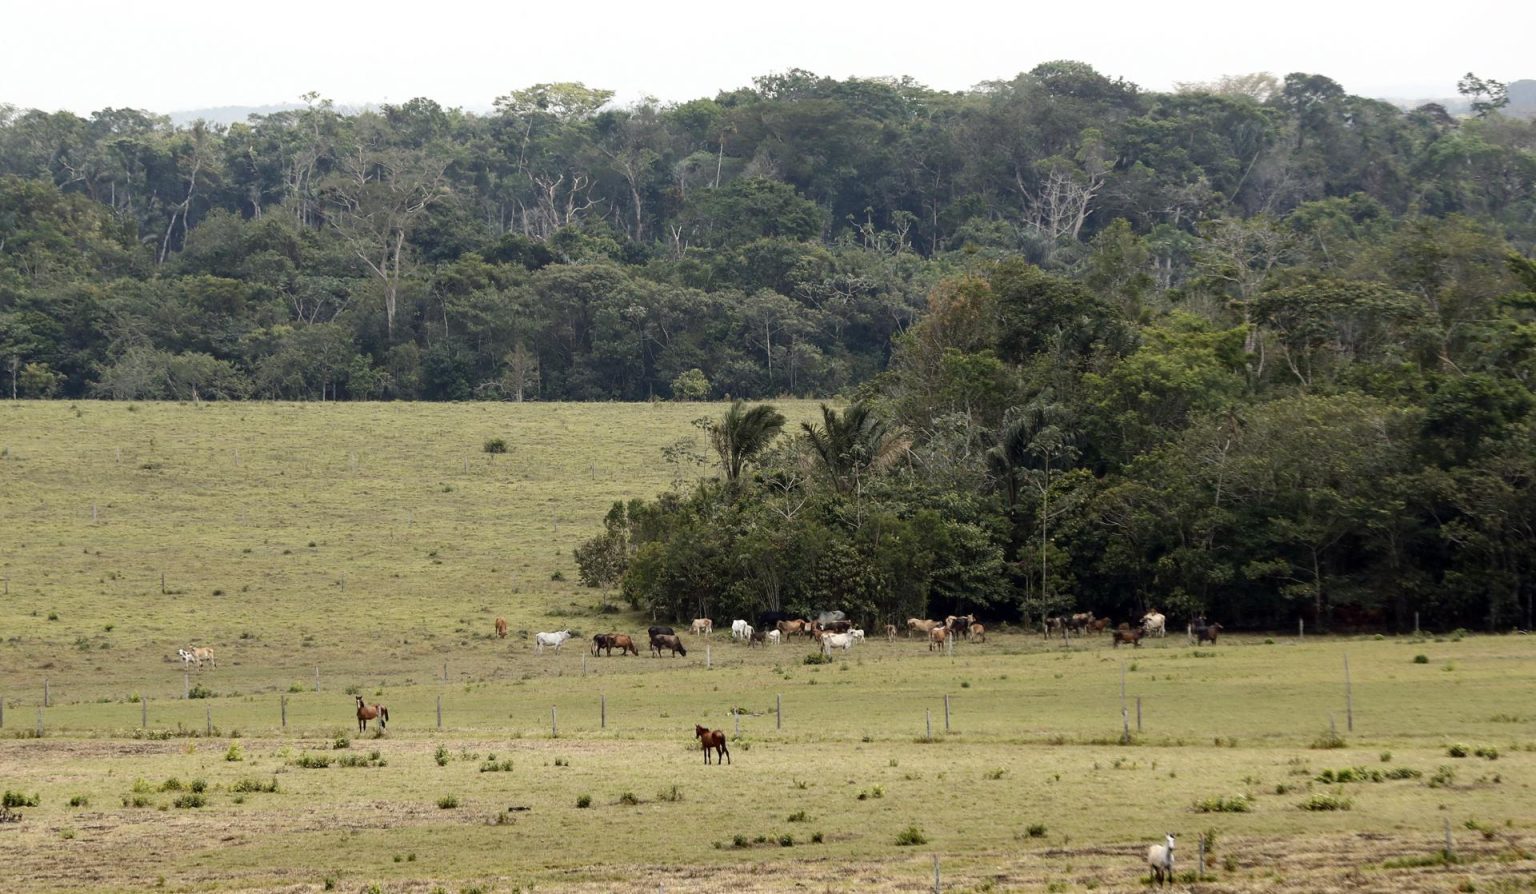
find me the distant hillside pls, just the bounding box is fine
[166,103,305,125]
[1508,79,1536,118]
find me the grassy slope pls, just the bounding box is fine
[1,401,1534,893]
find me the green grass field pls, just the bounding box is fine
[2,401,1535,893]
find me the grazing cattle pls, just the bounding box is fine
[651,634,688,657]
[778,619,810,638]
[611,634,639,656]
[647,625,674,640]
[494,617,508,639]
[749,628,766,648]
[929,626,949,651]
[1194,622,1224,645]
[850,628,865,642]
[695,724,730,765]
[690,618,713,637]
[766,629,782,644]
[884,624,897,642]
[1068,612,1095,635]
[534,630,572,653]
[1043,616,1067,638]
[730,619,751,640]
[189,646,215,669]
[1112,628,1145,648]
[1141,611,1167,637]
[821,631,855,653]
[907,618,941,637]
[968,623,986,643]
[1089,618,1109,635]
[592,633,616,655]
[355,695,388,733]
[177,648,197,667]
[1147,833,1176,887]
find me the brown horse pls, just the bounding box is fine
[695,725,730,765]
[355,695,389,733]
[494,617,508,639]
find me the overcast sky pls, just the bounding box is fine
[3,0,1529,115]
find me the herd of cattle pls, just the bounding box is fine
[503,609,1226,657]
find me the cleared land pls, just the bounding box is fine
[1,401,1534,893]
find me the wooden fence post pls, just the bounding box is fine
[776,693,782,730]
[205,706,211,735]
[1299,619,1304,641]
[141,698,147,728]
[1198,835,1206,879]
[943,694,951,733]
[280,695,287,728]
[706,645,711,670]
[36,707,43,737]
[600,693,606,729]
[1344,653,1354,732]
[43,678,49,708]
[926,709,932,741]
[436,694,443,729]
[551,705,558,737]
[314,667,320,692]
[1,694,5,728]
[1444,817,1454,858]
[184,672,189,700]
[1136,696,1143,732]
[933,854,941,893]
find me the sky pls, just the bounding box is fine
[2,0,1530,115]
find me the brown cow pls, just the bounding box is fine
[908,618,941,638]
[929,626,949,651]
[1112,628,1145,648]
[494,617,508,639]
[777,619,810,638]
[968,622,986,643]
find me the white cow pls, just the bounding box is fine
[766,629,782,644]
[850,628,865,642]
[1141,611,1167,638]
[534,630,573,653]
[730,619,751,640]
[820,632,855,653]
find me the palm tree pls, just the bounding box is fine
[986,394,1078,607]
[709,400,786,484]
[801,403,905,494]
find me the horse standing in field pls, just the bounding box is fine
[494,617,508,639]
[695,725,731,765]
[355,695,389,733]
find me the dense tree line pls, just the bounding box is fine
[2,65,1533,402]
[580,242,1536,633]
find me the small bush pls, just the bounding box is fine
[1447,743,1470,758]
[479,759,514,773]
[778,834,795,847]
[895,825,929,846]
[1310,730,1346,749]
[333,736,351,750]
[550,570,565,581]
[189,779,207,794]
[787,810,808,822]
[3,791,40,808]
[1428,765,1457,788]
[576,794,592,808]
[656,785,683,802]
[436,795,459,809]
[1192,794,1252,813]
[158,778,184,792]
[1474,746,1500,760]
[1413,654,1429,664]
[173,794,206,809]
[231,778,278,794]
[225,743,244,762]
[1026,823,1047,838]
[293,753,331,769]
[731,834,749,848]
[483,438,509,454]
[68,795,89,807]
[802,652,833,665]
[617,791,640,806]
[1299,793,1351,811]
[434,744,450,767]
[187,684,215,700]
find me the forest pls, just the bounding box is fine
[4,64,1534,630]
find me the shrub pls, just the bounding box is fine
[656,785,683,802]
[3,791,40,808]
[173,794,206,809]
[617,791,640,806]
[895,825,928,846]
[1192,794,1252,813]
[1474,746,1500,760]
[1447,743,1470,758]
[1310,730,1346,749]
[787,810,808,822]
[231,778,278,794]
[576,794,592,808]
[225,743,244,762]
[293,753,331,769]
[802,652,833,665]
[436,795,459,809]
[68,795,89,807]
[778,834,795,847]
[483,438,509,454]
[187,684,215,699]
[1299,793,1351,811]
[1413,654,1429,664]
[1026,823,1047,838]
[479,759,514,773]
[434,744,450,767]
[333,736,351,750]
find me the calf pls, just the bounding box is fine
[1194,622,1224,645]
[494,617,508,639]
[968,622,986,643]
[929,626,950,651]
[1111,628,1145,648]
[748,628,766,648]
[690,618,713,637]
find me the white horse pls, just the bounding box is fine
[730,619,751,640]
[534,630,572,653]
[1147,832,1175,887]
[1141,611,1166,637]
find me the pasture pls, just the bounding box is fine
[2,401,1535,893]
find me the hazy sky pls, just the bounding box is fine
[3,0,1529,114]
